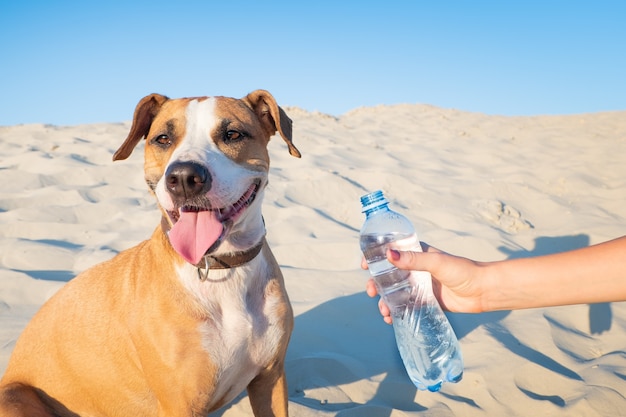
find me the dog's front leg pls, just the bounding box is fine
[247,366,289,417]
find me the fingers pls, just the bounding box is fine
[365,243,445,324]
[366,279,378,297]
[361,256,368,270]
[379,298,392,324]
[366,279,393,324]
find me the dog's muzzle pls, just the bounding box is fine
[161,161,263,265]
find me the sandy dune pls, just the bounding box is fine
[1,103,625,416]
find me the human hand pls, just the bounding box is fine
[364,243,486,323]
[365,278,393,324]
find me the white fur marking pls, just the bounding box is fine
[176,257,285,409]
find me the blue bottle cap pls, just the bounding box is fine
[360,190,388,212]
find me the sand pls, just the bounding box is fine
[1,103,625,416]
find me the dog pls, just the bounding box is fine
[0,90,301,417]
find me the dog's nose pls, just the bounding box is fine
[165,161,211,199]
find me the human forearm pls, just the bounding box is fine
[481,236,626,311]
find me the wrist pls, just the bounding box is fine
[476,261,504,312]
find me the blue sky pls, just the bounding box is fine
[1,1,625,125]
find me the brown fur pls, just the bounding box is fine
[0,90,299,417]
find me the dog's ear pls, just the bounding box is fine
[244,90,301,158]
[113,94,169,161]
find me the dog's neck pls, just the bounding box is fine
[160,216,265,273]
[197,239,265,268]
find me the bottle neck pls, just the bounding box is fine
[363,203,390,217]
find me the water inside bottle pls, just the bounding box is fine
[393,277,464,391]
[361,232,420,280]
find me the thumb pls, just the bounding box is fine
[387,248,433,272]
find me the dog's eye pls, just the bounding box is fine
[225,130,245,142]
[153,134,171,147]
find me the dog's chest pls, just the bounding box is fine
[178,262,286,399]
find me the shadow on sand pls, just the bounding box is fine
[27,234,611,415]
[213,233,612,416]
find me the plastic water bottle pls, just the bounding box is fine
[359,190,463,392]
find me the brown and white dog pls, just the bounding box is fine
[0,90,301,417]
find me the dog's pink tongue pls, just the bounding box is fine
[169,210,223,264]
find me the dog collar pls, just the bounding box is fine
[196,239,265,277]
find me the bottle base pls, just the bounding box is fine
[412,371,463,392]
[449,371,464,384]
[426,381,443,392]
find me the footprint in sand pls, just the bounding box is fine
[472,199,533,234]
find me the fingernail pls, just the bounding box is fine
[389,249,400,260]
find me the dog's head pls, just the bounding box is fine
[113,90,300,264]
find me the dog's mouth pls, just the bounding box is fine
[166,180,261,264]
